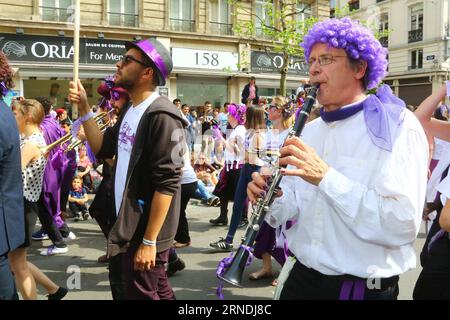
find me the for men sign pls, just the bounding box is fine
[251,51,308,76]
[0,33,125,65]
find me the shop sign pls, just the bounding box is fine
[251,51,308,76]
[172,48,238,71]
[159,87,169,96]
[0,33,125,65]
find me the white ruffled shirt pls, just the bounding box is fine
[266,106,428,278]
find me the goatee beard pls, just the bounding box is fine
[115,78,134,91]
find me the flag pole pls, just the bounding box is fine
[72,0,80,119]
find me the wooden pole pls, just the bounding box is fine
[72,0,80,119]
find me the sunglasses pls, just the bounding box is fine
[120,55,151,68]
[268,105,280,111]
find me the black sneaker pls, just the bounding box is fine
[209,216,228,226]
[167,258,186,277]
[82,211,90,220]
[209,237,233,251]
[48,287,68,300]
[208,196,221,207]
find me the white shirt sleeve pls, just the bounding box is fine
[317,127,428,247]
[265,173,300,228]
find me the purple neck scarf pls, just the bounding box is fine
[319,84,405,152]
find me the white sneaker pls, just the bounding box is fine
[63,231,76,242]
[39,245,68,256]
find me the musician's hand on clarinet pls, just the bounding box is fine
[247,170,283,205]
[68,80,90,116]
[279,137,329,186]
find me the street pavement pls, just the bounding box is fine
[30,200,427,300]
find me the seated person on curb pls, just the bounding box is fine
[68,176,90,221]
[194,152,218,186]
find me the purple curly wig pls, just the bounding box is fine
[227,103,247,125]
[301,17,388,90]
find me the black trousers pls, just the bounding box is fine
[280,260,399,300]
[175,181,197,244]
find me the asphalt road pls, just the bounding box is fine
[29,200,426,300]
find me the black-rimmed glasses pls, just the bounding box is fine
[120,55,151,68]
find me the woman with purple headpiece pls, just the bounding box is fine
[209,103,247,227]
[247,17,428,300]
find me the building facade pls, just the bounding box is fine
[334,0,450,107]
[0,0,329,110]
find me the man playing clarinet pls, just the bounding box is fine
[247,17,429,300]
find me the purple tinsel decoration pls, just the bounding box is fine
[301,17,388,90]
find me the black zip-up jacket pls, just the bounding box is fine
[95,95,188,257]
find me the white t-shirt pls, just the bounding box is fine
[115,92,159,215]
[181,143,198,185]
[224,124,246,164]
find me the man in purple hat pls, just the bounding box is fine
[247,17,429,300]
[69,37,187,300]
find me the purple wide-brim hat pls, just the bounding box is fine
[125,38,173,86]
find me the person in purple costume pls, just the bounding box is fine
[247,17,428,300]
[35,96,71,255]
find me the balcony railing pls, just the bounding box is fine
[41,6,73,22]
[408,29,423,43]
[170,18,195,32]
[379,36,388,48]
[209,21,232,35]
[108,12,138,27]
[408,65,422,70]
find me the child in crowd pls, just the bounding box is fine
[77,143,94,193]
[68,176,90,221]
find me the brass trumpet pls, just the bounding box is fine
[41,111,112,156]
[64,121,110,152]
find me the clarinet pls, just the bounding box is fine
[217,83,320,287]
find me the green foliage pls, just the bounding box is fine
[229,0,318,95]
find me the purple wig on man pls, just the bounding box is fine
[301,17,388,90]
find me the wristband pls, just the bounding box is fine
[79,111,94,123]
[142,238,156,246]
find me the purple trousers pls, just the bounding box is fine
[122,248,175,300]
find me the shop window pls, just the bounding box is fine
[170,0,195,32]
[108,0,138,27]
[41,0,73,22]
[209,0,232,35]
